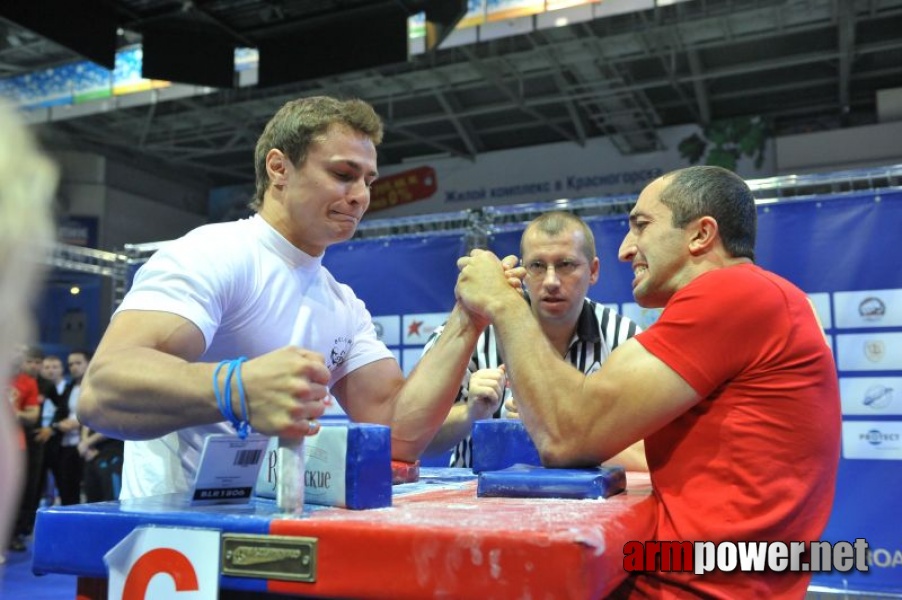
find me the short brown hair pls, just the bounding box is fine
[521,211,597,261]
[250,96,383,211]
[659,166,757,261]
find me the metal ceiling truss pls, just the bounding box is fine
[2,0,899,190]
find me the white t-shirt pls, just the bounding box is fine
[116,215,393,499]
[62,384,81,447]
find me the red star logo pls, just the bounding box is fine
[407,320,423,337]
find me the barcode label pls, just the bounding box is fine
[234,449,262,467]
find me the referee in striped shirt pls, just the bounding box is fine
[423,211,645,470]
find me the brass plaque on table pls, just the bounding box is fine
[221,533,317,582]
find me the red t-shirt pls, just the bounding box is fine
[622,264,840,599]
[10,372,40,449]
[11,372,40,412]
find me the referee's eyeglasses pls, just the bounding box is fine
[524,259,584,277]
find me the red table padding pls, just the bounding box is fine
[33,470,656,599]
[268,474,656,599]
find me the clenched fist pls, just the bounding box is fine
[467,366,507,421]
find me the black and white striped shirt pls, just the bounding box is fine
[423,299,641,468]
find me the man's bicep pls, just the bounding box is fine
[587,338,701,447]
[332,358,404,425]
[97,310,207,362]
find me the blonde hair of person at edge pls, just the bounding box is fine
[0,101,58,558]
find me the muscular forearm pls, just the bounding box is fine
[389,304,484,461]
[489,296,603,467]
[78,347,225,440]
[423,403,472,456]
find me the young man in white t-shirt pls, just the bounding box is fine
[77,96,499,498]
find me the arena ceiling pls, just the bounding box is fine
[2,0,901,194]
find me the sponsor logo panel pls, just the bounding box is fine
[372,315,401,346]
[834,289,902,329]
[836,333,902,371]
[840,377,902,416]
[842,421,902,460]
[402,312,449,346]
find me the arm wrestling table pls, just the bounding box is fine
[32,469,657,599]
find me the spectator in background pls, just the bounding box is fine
[0,100,57,562]
[39,350,91,506]
[40,356,67,393]
[7,349,42,552]
[34,354,69,506]
[79,426,124,503]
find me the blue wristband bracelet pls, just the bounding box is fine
[232,357,249,439]
[213,357,250,439]
[213,359,230,424]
